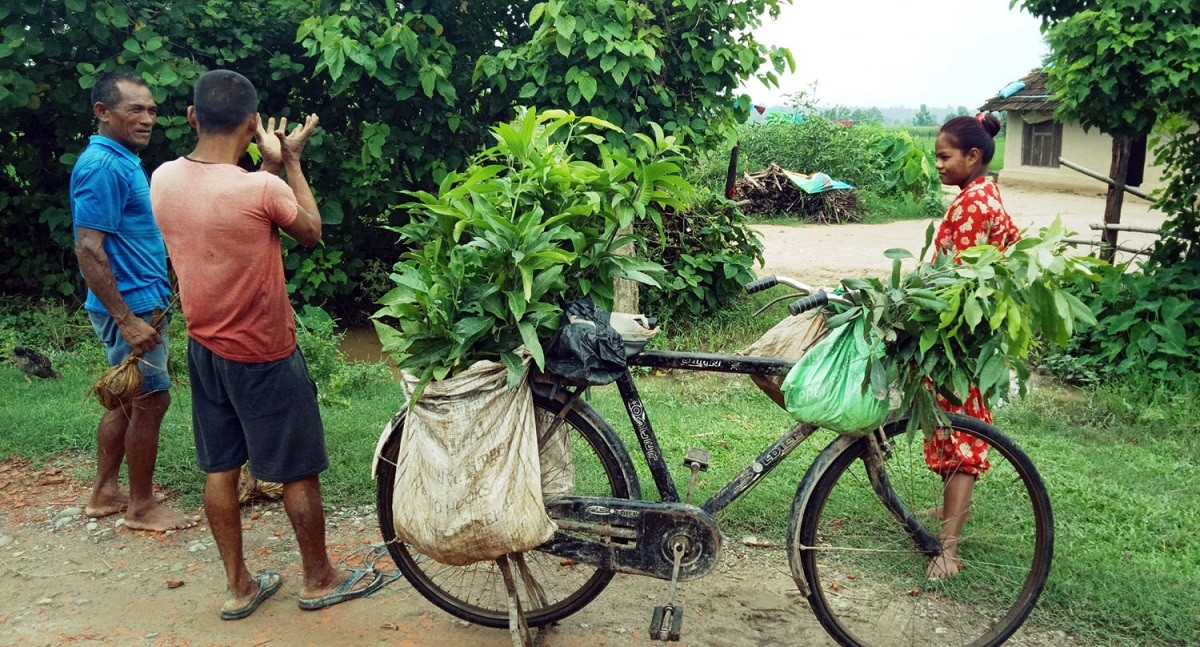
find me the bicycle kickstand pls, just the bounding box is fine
[649,541,686,641]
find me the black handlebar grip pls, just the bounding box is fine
[788,291,829,316]
[744,276,778,294]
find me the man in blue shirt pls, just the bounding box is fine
[71,71,196,532]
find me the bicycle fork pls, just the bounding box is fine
[862,430,943,557]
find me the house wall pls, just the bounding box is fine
[996,112,1167,196]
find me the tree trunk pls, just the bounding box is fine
[612,238,639,313]
[1102,137,1133,264]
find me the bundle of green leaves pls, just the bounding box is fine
[372,108,693,398]
[832,219,1105,434]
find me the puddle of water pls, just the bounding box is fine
[338,326,394,366]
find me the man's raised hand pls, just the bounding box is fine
[274,114,320,166]
[255,115,284,174]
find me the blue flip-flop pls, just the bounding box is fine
[298,568,385,611]
[220,571,282,621]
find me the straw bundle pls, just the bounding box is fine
[237,465,284,503]
[90,303,174,410]
[92,354,147,409]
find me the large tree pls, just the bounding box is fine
[1016,0,1200,263]
[0,0,792,312]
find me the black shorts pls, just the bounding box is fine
[188,339,328,483]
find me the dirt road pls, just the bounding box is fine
[755,184,1165,287]
[0,457,1080,647]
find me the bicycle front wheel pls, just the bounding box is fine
[790,414,1053,647]
[375,388,639,628]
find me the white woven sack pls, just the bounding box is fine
[392,358,557,566]
[738,309,828,409]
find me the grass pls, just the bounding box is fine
[2,300,1198,646]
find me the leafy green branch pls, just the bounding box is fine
[833,219,1105,434]
[372,107,695,398]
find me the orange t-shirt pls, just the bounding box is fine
[151,158,300,362]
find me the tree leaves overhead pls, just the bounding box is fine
[1,0,788,317]
[1015,0,1200,137]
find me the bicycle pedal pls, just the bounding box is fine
[649,605,683,641]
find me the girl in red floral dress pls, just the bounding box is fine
[925,113,1020,579]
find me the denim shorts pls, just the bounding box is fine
[88,309,171,394]
[188,340,329,483]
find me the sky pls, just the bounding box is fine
[739,0,1049,110]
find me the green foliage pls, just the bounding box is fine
[1,0,790,323]
[841,220,1104,434]
[0,296,99,355]
[871,127,941,198]
[819,105,884,124]
[372,109,694,396]
[640,192,764,320]
[1149,118,1200,266]
[475,0,793,154]
[1039,260,1200,384]
[1017,0,1200,138]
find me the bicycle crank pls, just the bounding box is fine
[540,497,722,582]
[649,537,688,641]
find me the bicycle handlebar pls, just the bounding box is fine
[788,291,829,316]
[743,275,855,314]
[743,276,778,294]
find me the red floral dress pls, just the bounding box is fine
[924,178,1020,477]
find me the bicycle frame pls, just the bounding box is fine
[616,349,941,554]
[620,350,824,516]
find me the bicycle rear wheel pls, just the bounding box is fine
[375,388,638,628]
[790,414,1053,647]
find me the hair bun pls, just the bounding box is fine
[976,112,1002,138]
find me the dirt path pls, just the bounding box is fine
[754,184,1165,287]
[1,186,1117,646]
[0,456,1081,647]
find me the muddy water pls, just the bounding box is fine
[338,325,395,366]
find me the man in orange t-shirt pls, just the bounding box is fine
[151,69,382,621]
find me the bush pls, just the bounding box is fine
[640,192,764,321]
[1039,260,1200,384]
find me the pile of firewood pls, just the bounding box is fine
[733,164,864,224]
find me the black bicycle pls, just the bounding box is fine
[373,276,1054,647]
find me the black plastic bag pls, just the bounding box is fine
[543,299,627,386]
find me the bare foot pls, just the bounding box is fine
[86,490,168,518]
[926,543,963,580]
[919,506,945,521]
[122,503,200,532]
[85,492,128,519]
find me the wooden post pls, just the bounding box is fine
[1101,137,1133,263]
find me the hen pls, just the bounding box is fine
[14,346,62,383]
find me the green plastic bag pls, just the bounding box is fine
[782,317,888,435]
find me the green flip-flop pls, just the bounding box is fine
[298,568,385,611]
[220,571,283,621]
